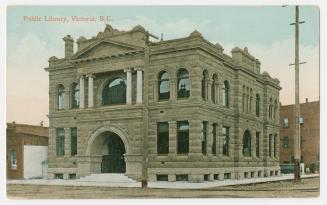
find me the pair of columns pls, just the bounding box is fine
[79,74,94,109]
[124,68,143,105]
[78,68,143,108]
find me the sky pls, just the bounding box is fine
[6,6,320,126]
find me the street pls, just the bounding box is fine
[7,176,319,199]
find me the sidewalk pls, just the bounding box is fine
[7,174,319,189]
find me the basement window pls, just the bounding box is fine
[176,174,188,182]
[156,175,168,181]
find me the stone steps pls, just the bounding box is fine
[78,173,137,183]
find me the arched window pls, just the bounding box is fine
[158,71,170,100]
[177,69,190,98]
[57,84,65,110]
[256,94,260,116]
[243,130,251,157]
[102,77,126,105]
[211,74,218,103]
[274,100,278,119]
[222,80,229,107]
[201,70,208,100]
[268,98,273,119]
[71,83,80,109]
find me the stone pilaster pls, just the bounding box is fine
[124,68,132,104]
[168,121,177,155]
[189,120,202,156]
[64,127,71,156]
[136,68,143,103]
[87,74,95,108]
[79,76,85,109]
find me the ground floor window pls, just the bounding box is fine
[176,174,188,181]
[56,128,65,156]
[10,150,17,170]
[222,127,229,156]
[157,122,169,155]
[177,121,189,154]
[71,128,77,156]
[256,132,260,157]
[201,121,207,155]
[212,124,217,155]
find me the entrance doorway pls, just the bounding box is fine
[100,133,126,173]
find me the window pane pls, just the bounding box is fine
[212,124,217,155]
[177,69,190,98]
[11,150,17,169]
[102,77,126,105]
[71,128,77,156]
[58,85,65,109]
[243,131,251,157]
[157,122,169,154]
[222,127,229,156]
[56,128,65,156]
[256,132,260,157]
[72,83,80,108]
[177,121,189,154]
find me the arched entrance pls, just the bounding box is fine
[100,132,126,173]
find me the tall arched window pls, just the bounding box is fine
[243,130,251,157]
[201,70,208,100]
[256,94,260,116]
[102,77,126,105]
[211,74,218,103]
[158,71,170,100]
[222,80,229,107]
[177,68,190,98]
[57,84,65,110]
[274,100,278,119]
[268,98,273,119]
[71,83,80,109]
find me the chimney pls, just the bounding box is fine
[305,98,308,103]
[63,35,74,59]
[40,121,44,127]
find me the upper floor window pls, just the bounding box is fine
[299,117,304,125]
[283,117,289,127]
[283,136,289,148]
[201,70,208,100]
[177,121,189,154]
[158,71,170,100]
[211,74,218,103]
[57,84,65,110]
[71,83,80,109]
[256,94,260,116]
[268,98,273,119]
[102,77,126,105]
[274,100,278,119]
[243,130,251,157]
[222,80,230,107]
[177,69,190,98]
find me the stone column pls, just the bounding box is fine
[87,74,95,108]
[170,78,176,100]
[79,76,85,109]
[189,120,202,157]
[217,124,223,158]
[124,68,132,104]
[136,68,143,104]
[64,128,71,156]
[207,80,212,103]
[168,121,177,155]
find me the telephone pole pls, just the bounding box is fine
[292,5,304,182]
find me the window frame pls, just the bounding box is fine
[177,121,189,154]
[56,128,65,156]
[177,69,190,99]
[157,122,169,155]
[158,71,170,101]
[222,126,229,156]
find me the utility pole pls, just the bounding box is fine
[291,5,305,182]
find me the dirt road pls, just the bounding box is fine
[7,177,319,199]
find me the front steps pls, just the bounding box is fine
[78,173,137,183]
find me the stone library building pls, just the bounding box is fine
[45,24,281,182]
